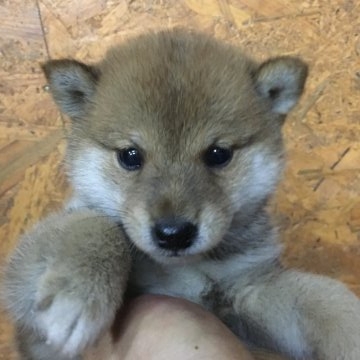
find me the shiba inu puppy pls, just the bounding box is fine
[4,29,360,360]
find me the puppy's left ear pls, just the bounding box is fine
[255,57,308,115]
[42,59,100,120]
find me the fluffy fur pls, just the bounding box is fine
[3,29,360,360]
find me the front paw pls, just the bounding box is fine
[33,267,123,357]
[317,321,360,360]
[307,283,360,360]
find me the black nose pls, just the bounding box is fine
[152,219,197,251]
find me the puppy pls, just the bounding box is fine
[4,29,360,360]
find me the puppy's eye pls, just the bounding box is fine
[116,147,143,171]
[203,146,233,168]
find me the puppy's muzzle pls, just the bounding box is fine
[152,218,198,251]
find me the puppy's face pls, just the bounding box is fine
[43,30,307,263]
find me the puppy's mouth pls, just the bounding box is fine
[159,248,200,258]
[164,250,181,257]
[150,247,205,265]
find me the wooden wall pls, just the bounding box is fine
[1,0,360,358]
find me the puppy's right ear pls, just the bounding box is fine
[42,60,100,120]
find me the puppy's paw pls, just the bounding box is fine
[33,268,121,357]
[36,297,111,356]
[320,322,360,360]
[309,286,360,360]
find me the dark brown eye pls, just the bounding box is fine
[116,147,143,171]
[203,146,233,168]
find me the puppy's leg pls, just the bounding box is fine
[231,269,360,360]
[4,209,131,360]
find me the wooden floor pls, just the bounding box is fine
[1,0,360,358]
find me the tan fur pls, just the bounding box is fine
[3,29,360,360]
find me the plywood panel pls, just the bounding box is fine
[1,1,360,359]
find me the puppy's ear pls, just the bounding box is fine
[255,57,308,114]
[42,60,100,120]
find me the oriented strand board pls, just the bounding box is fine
[1,1,360,359]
